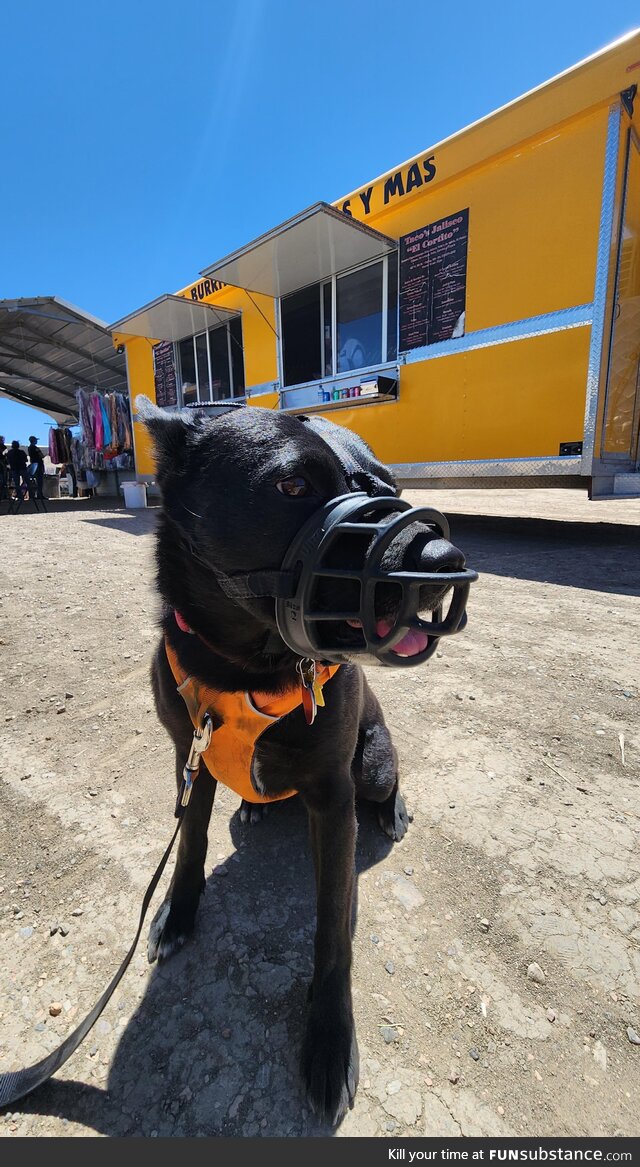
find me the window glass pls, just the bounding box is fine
[387,252,398,361]
[282,285,322,386]
[179,338,197,405]
[178,317,244,404]
[208,324,232,400]
[195,333,211,401]
[279,256,398,387]
[337,262,383,372]
[229,317,245,396]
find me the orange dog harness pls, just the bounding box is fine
[165,640,340,804]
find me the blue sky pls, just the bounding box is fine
[1,0,639,442]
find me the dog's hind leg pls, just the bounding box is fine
[352,678,409,842]
[148,754,216,963]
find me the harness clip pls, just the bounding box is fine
[297,658,318,726]
[175,715,213,816]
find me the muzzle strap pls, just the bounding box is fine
[166,506,296,602]
[215,569,296,601]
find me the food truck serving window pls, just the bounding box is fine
[178,317,244,405]
[281,255,398,388]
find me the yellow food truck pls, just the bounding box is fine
[111,29,640,499]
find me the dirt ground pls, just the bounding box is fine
[0,486,639,1139]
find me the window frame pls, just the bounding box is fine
[177,315,245,406]
[278,252,399,391]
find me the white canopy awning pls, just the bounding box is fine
[200,202,397,298]
[110,294,239,342]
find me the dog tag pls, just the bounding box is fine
[313,680,325,708]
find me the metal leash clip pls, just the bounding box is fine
[297,657,317,726]
[175,714,213,815]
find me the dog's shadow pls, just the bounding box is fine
[14,797,395,1136]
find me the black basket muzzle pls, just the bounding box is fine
[274,493,478,667]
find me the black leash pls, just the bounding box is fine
[0,811,185,1109]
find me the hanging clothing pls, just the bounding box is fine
[73,388,134,469]
[77,389,94,447]
[108,394,118,448]
[119,394,133,449]
[92,394,104,449]
[99,398,112,447]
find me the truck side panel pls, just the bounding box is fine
[320,327,592,463]
[367,108,607,332]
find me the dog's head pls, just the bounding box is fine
[139,397,471,683]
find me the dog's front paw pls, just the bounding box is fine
[147,897,197,963]
[301,994,359,1125]
[240,799,269,826]
[377,786,410,842]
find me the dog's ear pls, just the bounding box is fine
[299,414,398,497]
[136,396,203,479]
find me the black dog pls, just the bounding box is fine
[139,398,467,1124]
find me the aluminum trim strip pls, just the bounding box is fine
[389,456,582,480]
[581,103,622,474]
[401,304,592,365]
[245,381,279,398]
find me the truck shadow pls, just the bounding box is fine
[84,508,639,591]
[447,512,640,596]
[12,797,395,1136]
[81,512,158,537]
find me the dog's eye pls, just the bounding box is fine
[276,476,310,498]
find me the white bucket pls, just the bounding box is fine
[121,481,147,508]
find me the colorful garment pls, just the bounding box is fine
[92,394,103,449]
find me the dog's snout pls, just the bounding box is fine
[417,536,466,574]
[380,521,466,577]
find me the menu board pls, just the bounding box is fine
[399,209,469,351]
[153,341,178,407]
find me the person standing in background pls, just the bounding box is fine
[27,435,45,500]
[0,436,7,499]
[7,440,29,496]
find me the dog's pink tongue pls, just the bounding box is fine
[375,619,429,657]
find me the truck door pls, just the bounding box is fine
[601,129,640,469]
